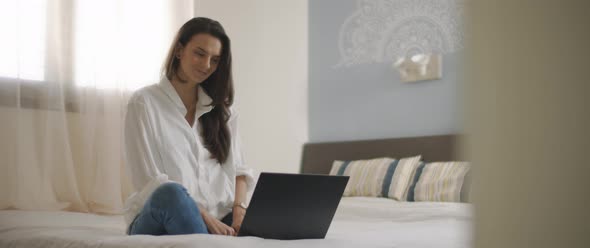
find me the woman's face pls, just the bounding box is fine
[177,33,222,84]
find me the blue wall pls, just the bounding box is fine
[309,0,463,142]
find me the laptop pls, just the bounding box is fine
[237,172,349,240]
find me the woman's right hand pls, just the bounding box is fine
[201,210,235,236]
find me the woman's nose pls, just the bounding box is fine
[200,57,211,69]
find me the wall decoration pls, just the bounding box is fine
[335,0,464,67]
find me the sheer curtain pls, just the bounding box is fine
[0,0,194,214]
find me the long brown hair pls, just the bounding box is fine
[163,17,234,164]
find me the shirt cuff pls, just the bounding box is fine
[236,167,257,195]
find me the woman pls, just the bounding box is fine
[123,17,255,236]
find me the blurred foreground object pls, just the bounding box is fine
[466,1,590,248]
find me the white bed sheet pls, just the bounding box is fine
[0,197,472,248]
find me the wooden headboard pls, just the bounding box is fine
[300,134,458,174]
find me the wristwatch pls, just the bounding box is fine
[233,202,248,210]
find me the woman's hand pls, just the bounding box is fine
[201,210,235,236]
[231,206,246,235]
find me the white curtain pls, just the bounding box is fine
[0,0,194,214]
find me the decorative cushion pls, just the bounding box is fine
[329,155,422,200]
[407,161,471,202]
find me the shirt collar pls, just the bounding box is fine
[158,76,214,118]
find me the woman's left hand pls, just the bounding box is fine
[231,206,246,235]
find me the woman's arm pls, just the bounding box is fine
[227,109,255,234]
[125,99,164,191]
[231,175,248,234]
[234,175,248,207]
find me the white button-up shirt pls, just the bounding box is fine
[123,76,255,226]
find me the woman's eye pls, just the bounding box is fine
[212,59,219,65]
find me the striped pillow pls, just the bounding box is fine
[407,161,471,202]
[329,156,422,200]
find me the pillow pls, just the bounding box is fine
[329,155,422,200]
[406,161,471,202]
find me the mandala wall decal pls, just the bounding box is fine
[335,0,464,67]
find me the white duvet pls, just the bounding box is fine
[0,197,472,248]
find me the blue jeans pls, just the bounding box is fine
[128,182,232,235]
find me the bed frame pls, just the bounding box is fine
[300,134,458,174]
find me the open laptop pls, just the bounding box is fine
[237,172,349,240]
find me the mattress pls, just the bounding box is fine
[0,197,472,248]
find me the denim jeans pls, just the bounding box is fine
[128,182,232,235]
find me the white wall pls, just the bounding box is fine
[195,0,309,173]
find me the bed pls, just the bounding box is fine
[0,134,472,248]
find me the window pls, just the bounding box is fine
[0,0,46,81]
[0,0,187,109]
[74,0,172,90]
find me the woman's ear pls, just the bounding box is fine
[175,43,184,59]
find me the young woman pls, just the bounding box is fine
[123,17,255,236]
